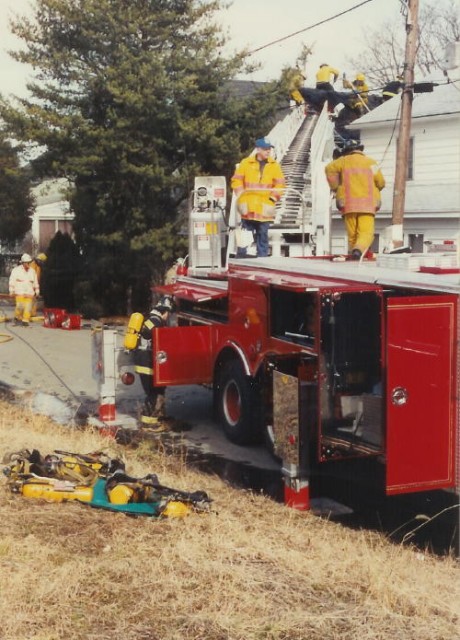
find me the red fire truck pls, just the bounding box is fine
[152,253,459,515]
[122,88,459,528]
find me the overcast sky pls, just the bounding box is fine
[0,0,422,100]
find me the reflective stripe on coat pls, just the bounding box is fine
[325,151,385,215]
[231,155,286,222]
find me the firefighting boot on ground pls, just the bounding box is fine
[140,393,169,432]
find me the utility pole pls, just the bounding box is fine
[390,0,419,249]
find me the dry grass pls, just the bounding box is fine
[0,401,458,640]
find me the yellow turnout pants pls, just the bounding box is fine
[342,212,375,253]
[14,296,34,323]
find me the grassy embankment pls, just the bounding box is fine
[0,402,458,640]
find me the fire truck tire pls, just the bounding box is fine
[215,360,262,445]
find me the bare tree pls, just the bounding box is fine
[347,0,459,89]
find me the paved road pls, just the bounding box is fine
[0,305,279,471]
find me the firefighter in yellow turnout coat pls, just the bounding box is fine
[231,138,286,257]
[325,140,385,259]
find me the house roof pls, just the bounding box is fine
[349,80,460,128]
[222,79,272,99]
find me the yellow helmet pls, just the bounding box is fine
[162,500,191,518]
[356,73,365,82]
[36,253,47,262]
[108,484,135,505]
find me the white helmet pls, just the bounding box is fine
[21,253,32,263]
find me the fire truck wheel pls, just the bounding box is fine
[215,360,262,445]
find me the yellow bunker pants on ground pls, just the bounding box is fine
[14,296,34,323]
[343,212,375,253]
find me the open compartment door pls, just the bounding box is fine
[386,295,456,494]
[318,290,384,461]
[153,325,213,385]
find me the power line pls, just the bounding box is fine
[248,0,377,56]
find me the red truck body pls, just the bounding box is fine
[152,256,459,507]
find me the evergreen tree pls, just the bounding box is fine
[1,0,283,314]
[41,232,81,311]
[0,134,33,248]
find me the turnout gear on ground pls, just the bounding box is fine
[2,449,211,517]
[325,146,385,254]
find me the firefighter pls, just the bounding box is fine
[30,252,47,282]
[133,296,174,431]
[325,139,386,259]
[30,253,47,317]
[382,75,404,101]
[315,63,339,91]
[343,73,369,115]
[231,137,286,258]
[287,66,307,105]
[8,253,40,326]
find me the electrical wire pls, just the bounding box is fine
[248,0,377,55]
[378,99,402,167]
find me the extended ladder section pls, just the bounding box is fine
[269,104,334,257]
[274,114,317,229]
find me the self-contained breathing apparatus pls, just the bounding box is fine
[2,448,212,517]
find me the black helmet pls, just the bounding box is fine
[154,296,174,313]
[342,138,363,152]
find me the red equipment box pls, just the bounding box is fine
[61,314,82,330]
[43,308,66,328]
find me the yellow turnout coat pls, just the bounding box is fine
[231,155,286,222]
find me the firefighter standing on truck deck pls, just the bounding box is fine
[133,296,174,431]
[231,137,286,258]
[325,139,385,260]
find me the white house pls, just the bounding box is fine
[331,65,460,255]
[31,178,74,252]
